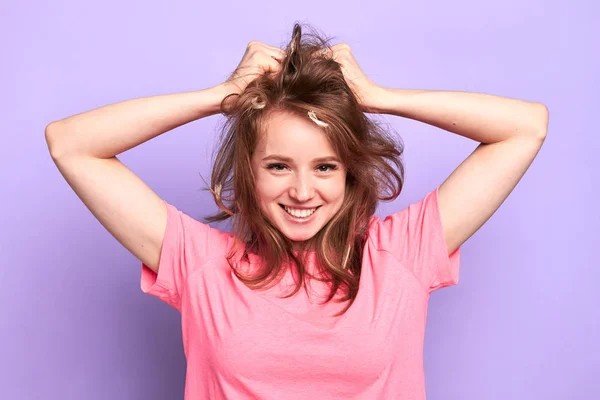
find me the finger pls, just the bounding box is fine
[248,41,283,59]
[322,47,331,57]
[263,43,285,53]
[330,43,351,60]
[254,42,284,57]
[308,46,332,60]
[264,54,283,72]
[331,43,350,51]
[248,52,282,74]
[264,47,286,62]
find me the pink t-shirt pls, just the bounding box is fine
[141,186,460,399]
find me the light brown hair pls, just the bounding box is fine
[206,23,405,316]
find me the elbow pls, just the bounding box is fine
[45,120,67,159]
[45,120,60,140]
[532,102,549,139]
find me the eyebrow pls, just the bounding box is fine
[261,155,341,163]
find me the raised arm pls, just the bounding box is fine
[45,41,285,273]
[45,86,227,160]
[326,42,549,255]
[45,85,229,272]
[374,88,548,254]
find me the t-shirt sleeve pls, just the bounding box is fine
[140,199,232,311]
[369,186,460,293]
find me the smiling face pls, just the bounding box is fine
[250,110,347,243]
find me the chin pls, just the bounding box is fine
[277,223,321,242]
[284,231,318,242]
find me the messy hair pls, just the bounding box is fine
[206,23,404,316]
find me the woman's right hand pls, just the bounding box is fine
[223,41,286,96]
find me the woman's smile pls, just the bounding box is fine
[280,204,321,224]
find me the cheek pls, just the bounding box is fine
[255,175,284,203]
[320,177,347,202]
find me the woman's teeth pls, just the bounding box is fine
[284,206,317,218]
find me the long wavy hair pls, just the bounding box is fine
[206,23,404,316]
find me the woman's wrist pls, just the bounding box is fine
[369,87,425,116]
[199,83,232,116]
[363,86,398,114]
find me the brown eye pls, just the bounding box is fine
[267,163,287,171]
[316,164,337,172]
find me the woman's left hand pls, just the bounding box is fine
[325,43,385,113]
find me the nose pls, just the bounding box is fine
[289,173,315,202]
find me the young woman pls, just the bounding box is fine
[46,24,548,400]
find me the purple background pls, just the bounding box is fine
[2,0,597,398]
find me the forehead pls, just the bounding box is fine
[255,110,337,158]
